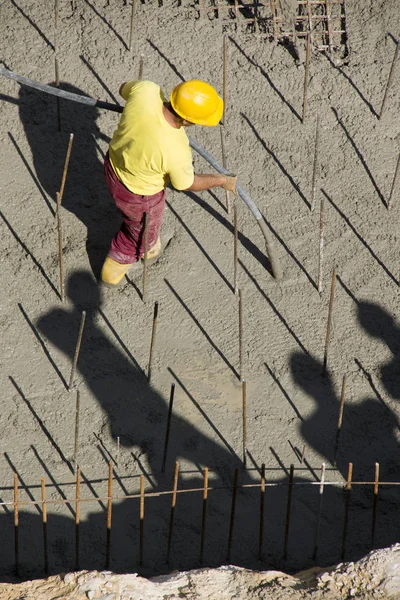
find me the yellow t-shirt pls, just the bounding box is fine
[109,81,194,195]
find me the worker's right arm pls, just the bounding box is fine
[184,173,237,194]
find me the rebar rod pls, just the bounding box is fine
[14,473,19,576]
[227,468,238,562]
[258,463,266,559]
[68,311,87,390]
[242,379,247,467]
[138,54,144,80]
[219,125,231,214]
[325,0,334,53]
[312,462,326,559]
[75,467,80,571]
[167,461,179,562]
[223,34,228,123]
[333,374,346,466]
[199,467,209,564]
[106,461,113,569]
[54,0,61,131]
[239,289,243,379]
[317,193,325,294]
[41,478,49,574]
[57,133,74,213]
[74,389,80,470]
[310,116,320,211]
[322,267,336,373]
[283,464,294,560]
[233,201,238,294]
[388,152,400,210]
[56,192,65,303]
[341,462,353,560]
[142,212,149,302]
[379,42,399,120]
[161,383,175,473]
[128,0,136,51]
[371,462,380,548]
[0,67,283,279]
[302,32,311,123]
[147,300,158,382]
[139,474,145,566]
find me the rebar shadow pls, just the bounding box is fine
[80,55,121,106]
[9,0,54,50]
[164,278,239,378]
[322,189,399,286]
[82,0,127,49]
[265,362,304,421]
[242,112,310,209]
[167,201,234,292]
[146,39,186,82]
[229,37,301,122]
[331,107,386,206]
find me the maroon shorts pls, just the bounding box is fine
[104,153,166,264]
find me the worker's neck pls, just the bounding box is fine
[163,102,183,129]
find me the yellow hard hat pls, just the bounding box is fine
[170,80,224,126]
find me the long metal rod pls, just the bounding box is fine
[379,41,399,120]
[166,461,179,562]
[139,474,145,566]
[128,0,136,51]
[310,115,320,211]
[147,301,158,383]
[302,32,311,123]
[242,379,247,467]
[312,463,326,559]
[41,478,49,574]
[58,133,74,211]
[223,34,228,122]
[317,193,325,294]
[283,464,294,560]
[227,468,238,563]
[56,192,65,303]
[161,383,175,473]
[341,462,353,560]
[233,201,239,294]
[199,467,209,564]
[333,374,346,466]
[258,463,265,559]
[106,461,113,569]
[0,67,283,279]
[371,462,380,548]
[14,473,19,576]
[142,212,149,302]
[220,126,231,214]
[322,267,336,373]
[75,466,81,571]
[69,311,87,390]
[74,389,80,470]
[239,289,243,379]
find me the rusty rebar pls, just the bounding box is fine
[233,201,238,294]
[199,467,209,564]
[302,32,311,123]
[388,152,400,210]
[333,374,347,466]
[147,300,158,383]
[167,461,179,562]
[379,41,399,120]
[227,468,238,562]
[220,125,231,214]
[57,133,74,213]
[317,193,325,294]
[312,462,326,559]
[322,267,336,373]
[341,462,353,560]
[41,478,49,573]
[239,289,243,379]
[161,383,175,473]
[310,115,320,211]
[139,474,145,566]
[75,466,81,571]
[283,464,294,560]
[74,389,80,470]
[14,473,19,576]
[68,311,86,390]
[258,463,266,559]
[56,192,65,303]
[371,462,380,548]
[128,0,136,51]
[106,461,113,569]
[142,212,149,302]
[223,34,228,122]
[242,379,247,467]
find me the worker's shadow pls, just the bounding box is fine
[18,84,120,277]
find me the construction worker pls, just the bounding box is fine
[101,79,236,285]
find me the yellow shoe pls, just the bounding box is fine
[145,236,161,260]
[101,256,134,285]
